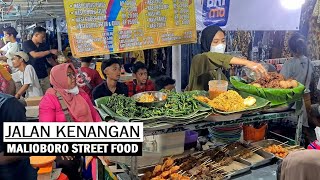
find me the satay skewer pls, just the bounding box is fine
[192,151,204,157]
[201,158,212,166]
[221,172,228,176]
[210,166,224,173]
[180,171,187,175]
[209,162,221,168]
[177,170,183,174]
[279,141,289,146]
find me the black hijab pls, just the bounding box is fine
[200,25,224,53]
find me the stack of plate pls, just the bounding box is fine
[210,125,242,143]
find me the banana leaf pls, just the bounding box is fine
[230,76,305,106]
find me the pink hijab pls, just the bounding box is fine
[47,63,93,122]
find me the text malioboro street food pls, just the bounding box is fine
[3,122,143,156]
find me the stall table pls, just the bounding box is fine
[127,101,303,179]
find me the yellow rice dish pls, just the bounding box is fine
[208,90,246,112]
[138,94,156,103]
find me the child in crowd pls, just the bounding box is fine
[126,62,155,97]
[155,76,176,91]
[76,56,103,97]
[11,51,43,99]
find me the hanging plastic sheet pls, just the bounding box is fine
[196,0,302,31]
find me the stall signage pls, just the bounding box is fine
[202,0,230,27]
[63,0,196,58]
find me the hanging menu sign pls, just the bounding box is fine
[63,0,196,58]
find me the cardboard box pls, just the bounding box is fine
[25,96,43,106]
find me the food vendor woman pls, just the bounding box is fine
[186,25,267,91]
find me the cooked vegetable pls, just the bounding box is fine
[103,91,206,118]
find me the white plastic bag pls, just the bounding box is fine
[315,127,320,141]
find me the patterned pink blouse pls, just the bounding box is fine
[0,72,9,93]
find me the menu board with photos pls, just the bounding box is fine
[63,0,196,58]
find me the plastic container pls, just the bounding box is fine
[242,62,269,81]
[243,123,267,142]
[315,127,320,141]
[208,80,228,99]
[157,132,185,156]
[30,156,56,168]
[184,131,198,150]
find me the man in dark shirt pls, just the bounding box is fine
[92,58,128,100]
[22,27,58,93]
[0,93,37,180]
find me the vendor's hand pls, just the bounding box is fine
[245,61,268,77]
[50,49,58,55]
[15,94,21,99]
[61,156,74,160]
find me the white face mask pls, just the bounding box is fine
[210,44,226,53]
[65,86,79,95]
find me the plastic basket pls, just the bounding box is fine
[243,123,267,142]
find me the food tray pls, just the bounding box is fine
[226,142,275,168]
[251,139,289,160]
[240,147,275,168]
[138,165,231,180]
[224,158,252,177]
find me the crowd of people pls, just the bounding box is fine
[0,26,177,180]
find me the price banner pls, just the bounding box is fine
[63,0,196,58]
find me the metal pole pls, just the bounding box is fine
[172,45,181,92]
[57,32,62,51]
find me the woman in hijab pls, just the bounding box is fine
[39,63,101,122]
[187,25,267,91]
[279,150,320,180]
[39,63,101,180]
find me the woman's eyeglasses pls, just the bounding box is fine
[67,73,76,78]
